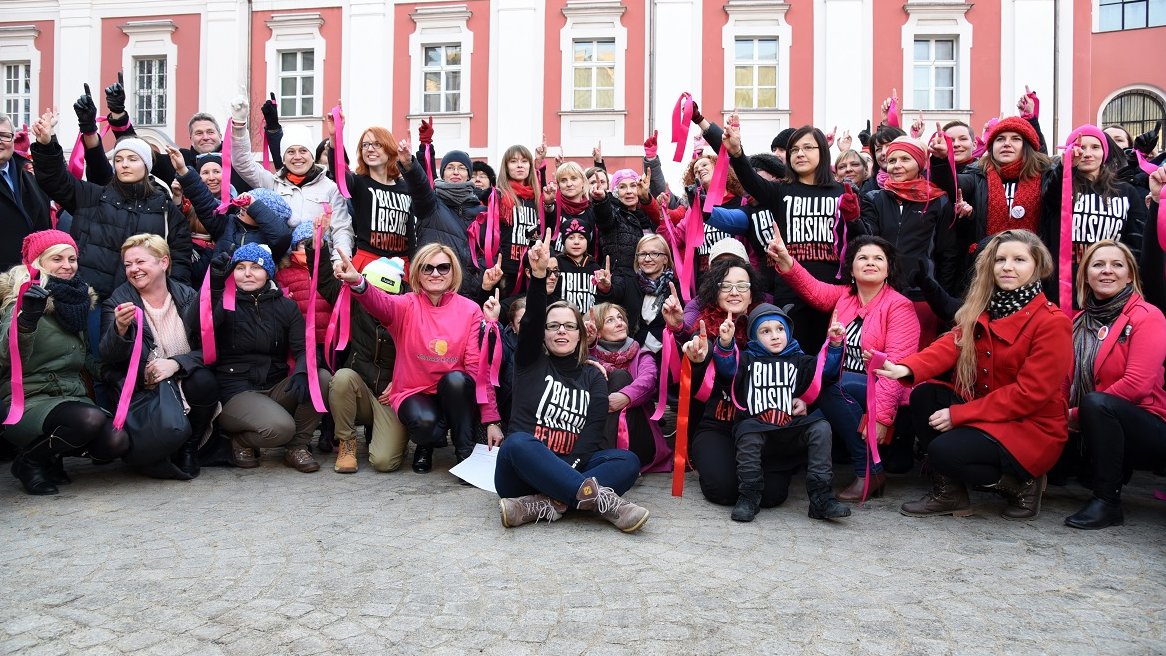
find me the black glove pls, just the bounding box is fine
[689,100,704,126]
[286,372,309,404]
[1134,121,1161,155]
[105,72,126,115]
[858,120,872,148]
[74,84,98,135]
[16,285,50,332]
[209,251,233,292]
[260,93,281,132]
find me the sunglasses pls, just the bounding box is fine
[421,262,452,276]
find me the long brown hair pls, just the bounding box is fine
[354,127,400,179]
[976,139,1051,180]
[952,230,1053,397]
[497,144,538,209]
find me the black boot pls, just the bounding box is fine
[1065,496,1124,530]
[11,438,59,496]
[172,435,200,479]
[731,487,762,522]
[46,454,72,485]
[412,445,434,473]
[315,415,337,454]
[807,475,851,520]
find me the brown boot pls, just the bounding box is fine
[230,439,259,468]
[499,494,567,528]
[283,448,320,473]
[837,471,886,501]
[333,439,358,474]
[576,477,649,533]
[900,474,972,517]
[995,474,1045,520]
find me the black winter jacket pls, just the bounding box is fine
[99,278,204,397]
[593,194,653,279]
[0,153,52,270]
[31,138,192,298]
[854,188,957,298]
[401,156,483,296]
[210,281,306,402]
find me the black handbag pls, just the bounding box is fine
[122,378,191,467]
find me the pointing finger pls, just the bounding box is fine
[699,320,707,337]
[668,281,678,299]
[494,288,500,303]
[83,83,91,97]
[117,71,124,86]
[604,256,610,273]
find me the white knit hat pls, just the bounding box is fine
[281,125,315,158]
[113,137,153,169]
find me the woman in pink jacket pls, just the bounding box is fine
[334,242,501,473]
[1065,240,1166,529]
[769,234,921,500]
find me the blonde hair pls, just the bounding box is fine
[952,230,1053,397]
[408,243,462,293]
[555,161,586,185]
[590,302,628,338]
[1075,240,1142,307]
[633,234,672,274]
[120,233,172,273]
[33,244,77,275]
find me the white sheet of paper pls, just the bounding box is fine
[449,443,498,493]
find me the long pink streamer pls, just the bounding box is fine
[2,277,35,425]
[199,274,217,365]
[216,113,234,213]
[475,320,502,404]
[671,93,693,162]
[323,284,351,370]
[1058,144,1075,315]
[112,307,145,430]
[650,330,678,421]
[302,221,328,413]
[67,119,110,179]
[701,144,730,213]
[330,106,351,199]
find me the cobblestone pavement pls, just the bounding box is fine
[2,445,1164,655]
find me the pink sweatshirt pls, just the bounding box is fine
[353,285,500,423]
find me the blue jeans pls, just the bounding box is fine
[816,372,881,475]
[494,432,640,507]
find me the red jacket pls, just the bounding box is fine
[1071,292,1166,423]
[275,264,333,344]
[901,293,1072,477]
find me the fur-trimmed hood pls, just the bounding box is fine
[0,265,99,313]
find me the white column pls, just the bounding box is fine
[201,0,249,127]
[815,0,872,138]
[649,0,702,190]
[1002,0,1056,145]
[56,0,99,153]
[488,0,545,163]
[344,0,393,151]
[1054,0,1073,145]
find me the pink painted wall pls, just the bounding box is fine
[785,1,815,127]
[1079,0,1166,128]
[964,0,1001,133]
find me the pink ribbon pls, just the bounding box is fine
[536,168,547,237]
[112,307,145,430]
[67,118,110,179]
[475,320,503,404]
[216,114,234,213]
[1156,186,1166,283]
[650,329,680,421]
[680,188,704,298]
[302,221,329,413]
[261,122,272,172]
[423,144,435,189]
[671,92,693,162]
[1136,150,1160,176]
[222,272,237,311]
[798,339,832,407]
[887,97,900,129]
[199,274,217,365]
[323,284,351,370]
[701,144,730,213]
[2,276,35,425]
[330,106,351,199]
[616,410,629,451]
[654,201,686,289]
[1021,89,1040,121]
[860,349,888,503]
[485,190,500,268]
[1058,143,1075,315]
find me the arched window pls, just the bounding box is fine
[1101,89,1164,151]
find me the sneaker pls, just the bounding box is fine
[334,439,358,474]
[499,494,567,528]
[230,440,259,468]
[283,448,320,473]
[576,477,650,533]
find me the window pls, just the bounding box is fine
[422,44,462,113]
[912,38,956,110]
[279,49,316,118]
[3,62,31,128]
[1098,0,1166,31]
[133,57,166,126]
[733,38,778,110]
[571,40,615,110]
[1102,90,1165,151]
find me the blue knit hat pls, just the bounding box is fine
[231,242,275,279]
[291,221,330,248]
[241,188,292,226]
[746,303,802,356]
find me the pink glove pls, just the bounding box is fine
[13,125,30,155]
[644,130,658,159]
[838,183,860,221]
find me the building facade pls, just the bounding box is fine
[1,0,1163,183]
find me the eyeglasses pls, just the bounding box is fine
[718,281,751,293]
[420,262,452,276]
[0,132,14,143]
[789,145,819,156]
[636,252,667,261]
[359,142,385,151]
[545,268,561,276]
[545,322,579,332]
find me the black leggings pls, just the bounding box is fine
[396,371,480,459]
[182,368,219,440]
[42,401,129,460]
[1078,391,1166,501]
[910,383,1028,485]
[690,420,804,508]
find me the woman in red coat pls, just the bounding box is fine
[877,229,1072,520]
[1064,241,1166,529]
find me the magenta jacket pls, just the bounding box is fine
[353,285,500,423]
[1071,292,1166,423]
[781,260,921,426]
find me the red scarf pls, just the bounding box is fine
[500,181,535,223]
[985,160,1041,236]
[697,304,755,349]
[556,190,591,216]
[883,178,945,204]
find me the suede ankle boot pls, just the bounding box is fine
[900,474,972,517]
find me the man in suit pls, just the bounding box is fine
[0,113,51,270]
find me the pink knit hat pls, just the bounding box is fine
[609,168,639,189]
[1065,124,1109,161]
[21,229,77,271]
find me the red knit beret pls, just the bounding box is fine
[21,229,77,270]
[984,116,1041,152]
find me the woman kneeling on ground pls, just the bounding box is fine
[876,229,1072,520]
[491,233,649,532]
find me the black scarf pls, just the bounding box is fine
[43,275,91,335]
[1070,284,1134,407]
[988,280,1042,320]
[637,269,675,316]
[435,181,479,213]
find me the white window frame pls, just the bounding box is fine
[277,48,317,119]
[0,25,40,132]
[911,37,957,111]
[265,13,325,133]
[901,1,972,126]
[409,5,474,147]
[119,20,178,137]
[131,56,168,126]
[558,1,627,154]
[1,61,33,129]
[570,38,617,111]
[722,1,791,150]
[731,37,780,111]
[420,43,464,114]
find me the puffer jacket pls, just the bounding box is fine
[593,193,654,279]
[230,121,351,257]
[0,266,98,444]
[276,263,333,344]
[209,280,307,402]
[98,277,203,398]
[402,157,484,296]
[31,138,193,299]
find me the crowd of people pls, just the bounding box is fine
[3,78,1165,535]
